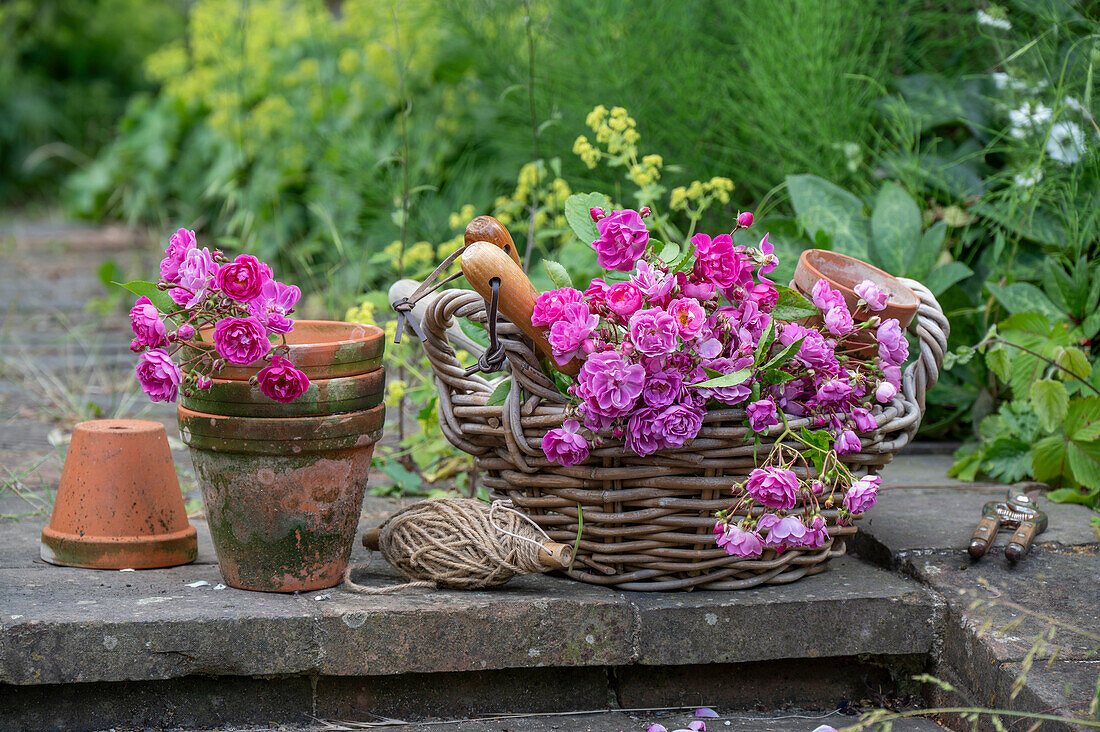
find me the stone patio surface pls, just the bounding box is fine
[1,223,1098,731]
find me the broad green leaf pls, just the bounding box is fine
[458,318,490,349]
[948,448,983,481]
[870,182,921,275]
[541,259,573,290]
[771,285,817,321]
[380,461,422,494]
[116,280,176,318]
[1029,379,1068,433]
[762,337,805,371]
[985,345,1011,382]
[786,174,870,259]
[1045,487,1100,507]
[1054,346,1092,382]
[1066,397,1100,442]
[657,241,680,264]
[986,282,1062,320]
[563,192,611,244]
[689,369,751,389]
[486,378,511,407]
[923,261,973,295]
[1030,435,1068,484]
[760,369,800,384]
[754,318,776,363]
[1067,439,1100,491]
[981,438,1034,483]
[909,221,947,280]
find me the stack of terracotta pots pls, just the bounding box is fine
[178,320,385,592]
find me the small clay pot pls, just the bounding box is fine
[41,420,197,570]
[793,249,920,328]
[180,368,385,418]
[178,404,385,592]
[185,320,384,381]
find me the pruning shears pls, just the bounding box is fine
[967,490,1048,564]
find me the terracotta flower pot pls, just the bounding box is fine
[185,320,384,381]
[180,368,385,418]
[179,404,385,592]
[41,420,197,570]
[792,249,920,328]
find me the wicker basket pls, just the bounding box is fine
[417,278,948,591]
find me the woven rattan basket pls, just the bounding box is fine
[416,277,948,591]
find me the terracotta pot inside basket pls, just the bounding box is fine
[793,249,920,328]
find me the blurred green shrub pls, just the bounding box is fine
[0,0,186,204]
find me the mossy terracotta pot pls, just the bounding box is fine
[185,320,385,381]
[41,419,197,570]
[179,404,385,592]
[180,369,385,418]
[792,249,920,358]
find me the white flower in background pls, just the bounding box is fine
[1008,102,1052,139]
[831,141,862,173]
[977,9,1012,31]
[1013,168,1043,189]
[1046,120,1086,164]
[1063,96,1084,112]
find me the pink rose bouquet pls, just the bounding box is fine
[531,197,907,557]
[126,228,309,403]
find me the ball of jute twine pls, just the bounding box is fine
[342,497,568,593]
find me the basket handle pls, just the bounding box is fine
[897,278,950,415]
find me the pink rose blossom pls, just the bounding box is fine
[630,260,675,303]
[834,429,862,454]
[691,233,751,289]
[875,380,898,403]
[170,247,217,308]
[745,466,799,510]
[532,288,584,327]
[576,351,646,425]
[811,279,846,312]
[737,211,754,228]
[677,272,717,301]
[212,316,271,365]
[652,402,705,449]
[763,515,808,552]
[589,207,606,221]
[256,355,310,403]
[816,378,853,402]
[803,515,830,548]
[639,206,651,218]
[877,318,909,366]
[583,278,609,305]
[714,522,764,557]
[824,306,854,336]
[746,398,779,432]
[746,282,779,312]
[642,371,683,408]
[626,407,667,455]
[629,307,679,357]
[247,279,300,335]
[854,279,888,311]
[844,475,881,514]
[215,254,271,302]
[542,419,590,466]
[606,282,642,318]
[851,407,877,432]
[695,356,753,405]
[160,228,196,283]
[129,296,168,348]
[667,297,706,339]
[548,302,598,365]
[591,209,649,271]
[135,348,182,402]
[177,324,196,340]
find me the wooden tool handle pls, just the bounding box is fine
[362,528,381,551]
[538,542,574,569]
[1005,520,1038,563]
[967,515,1000,560]
[460,241,580,376]
[465,216,521,267]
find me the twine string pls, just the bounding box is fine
[343,497,554,594]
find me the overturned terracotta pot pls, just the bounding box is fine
[179,403,385,593]
[41,420,197,570]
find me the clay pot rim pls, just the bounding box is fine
[42,524,197,545]
[178,403,385,442]
[796,249,920,310]
[201,368,385,390]
[76,419,164,435]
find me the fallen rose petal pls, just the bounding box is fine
[694,707,719,718]
[645,725,668,732]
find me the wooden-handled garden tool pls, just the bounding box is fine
[967,490,1048,564]
[460,240,580,376]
